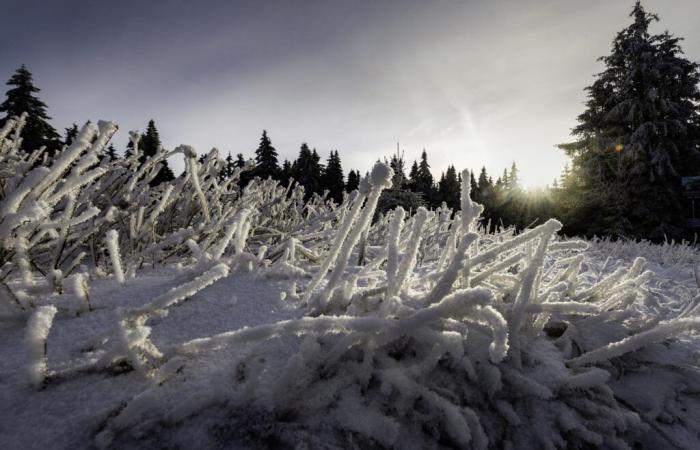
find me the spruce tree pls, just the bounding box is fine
[0,65,60,156]
[236,153,252,187]
[508,162,520,190]
[346,169,360,192]
[219,152,235,181]
[560,1,700,239]
[414,149,436,205]
[106,144,118,161]
[323,150,345,203]
[477,167,492,199]
[64,124,78,146]
[388,147,407,189]
[254,130,279,180]
[292,143,324,198]
[280,159,293,187]
[235,153,246,168]
[408,161,419,190]
[470,171,479,201]
[438,165,460,210]
[140,119,174,185]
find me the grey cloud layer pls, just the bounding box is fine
[1,0,699,185]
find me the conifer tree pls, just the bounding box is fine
[346,169,360,192]
[323,150,345,203]
[560,1,700,239]
[413,149,436,205]
[106,144,118,161]
[0,65,60,156]
[438,165,460,209]
[388,146,407,189]
[477,167,492,199]
[470,170,479,201]
[408,161,419,190]
[139,119,174,185]
[219,152,234,181]
[280,159,293,187]
[292,143,324,198]
[508,162,520,190]
[64,124,79,146]
[253,130,279,180]
[236,153,251,187]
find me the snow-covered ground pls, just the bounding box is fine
[1,240,698,450]
[1,118,699,449]
[0,270,300,449]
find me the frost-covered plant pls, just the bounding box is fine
[0,114,340,320]
[93,162,699,449]
[3,114,698,448]
[25,305,57,388]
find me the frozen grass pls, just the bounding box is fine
[0,116,699,449]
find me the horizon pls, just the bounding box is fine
[2,0,699,187]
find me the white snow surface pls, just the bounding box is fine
[1,117,699,449]
[0,243,697,449]
[1,269,299,449]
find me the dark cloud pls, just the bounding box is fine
[1,0,699,185]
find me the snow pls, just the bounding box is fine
[24,305,57,389]
[0,116,699,449]
[1,270,298,449]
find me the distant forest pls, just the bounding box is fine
[1,2,699,241]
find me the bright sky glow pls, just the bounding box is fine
[1,0,699,187]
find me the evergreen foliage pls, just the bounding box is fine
[413,150,436,206]
[139,120,174,185]
[438,165,460,210]
[323,150,345,203]
[559,1,700,239]
[346,169,360,192]
[388,147,407,189]
[0,65,60,157]
[253,130,279,180]
[64,124,79,146]
[106,144,118,161]
[280,159,293,187]
[292,143,324,199]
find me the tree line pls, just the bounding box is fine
[2,2,699,241]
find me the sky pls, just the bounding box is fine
[1,0,699,188]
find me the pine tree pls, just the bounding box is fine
[477,167,492,198]
[254,130,279,180]
[408,161,419,190]
[323,150,345,203]
[292,143,324,198]
[413,149,437,205]
[388,145,407,189]
[280,159,293,187]
[140,119,174,185]
[560,1,700,239]
[438,165,460,210]
[508,162,520,190]
[106,144,118,161]
[346,169,360,192]
[0,65,60,157]
[470,170,479,201]
[64,124,78,146]
[236,153,251,187]
[219,152,234,181]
